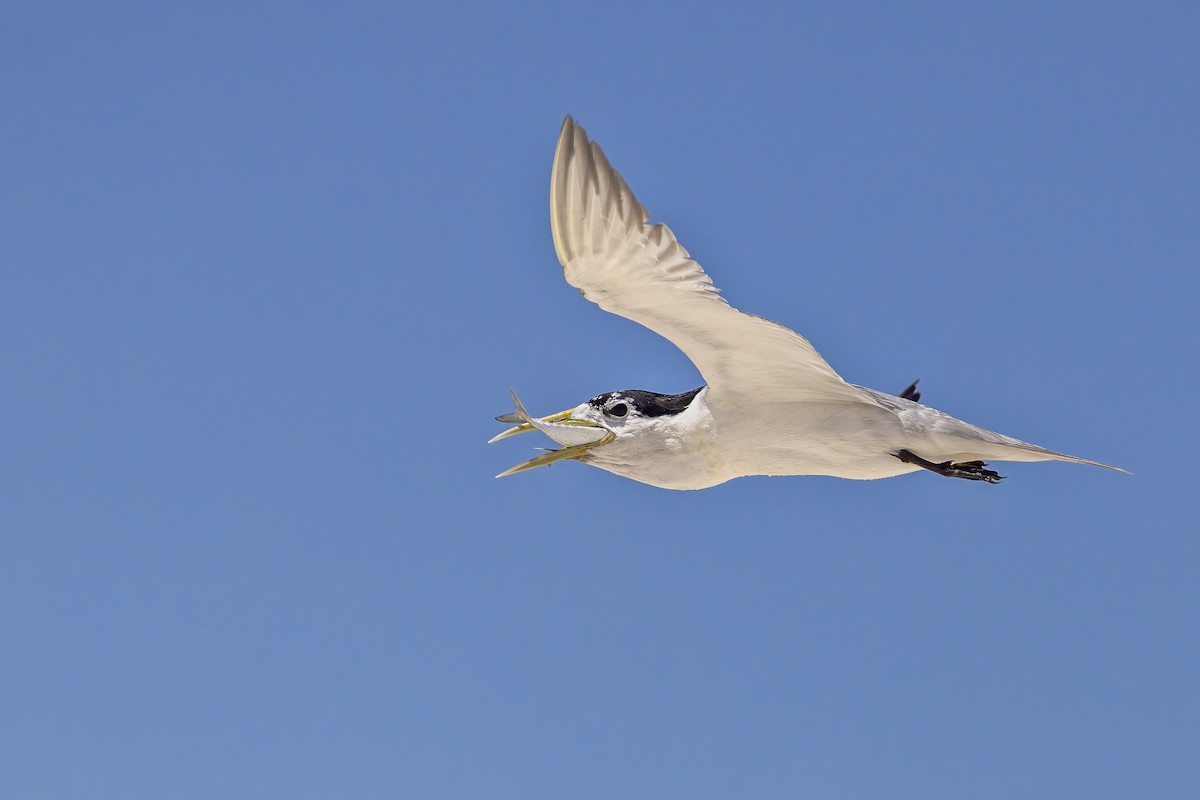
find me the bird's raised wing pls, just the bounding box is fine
[550,116,871,405]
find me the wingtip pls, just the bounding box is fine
[558,114,580,143]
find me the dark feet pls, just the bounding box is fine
[898,379,921,403]
[894,449,1004,483]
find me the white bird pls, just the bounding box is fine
[490,116,1125,490]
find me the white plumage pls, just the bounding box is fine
[491,116,1124,490]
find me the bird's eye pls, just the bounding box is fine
[608,402,628,418]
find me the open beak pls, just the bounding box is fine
[490,389,613,477]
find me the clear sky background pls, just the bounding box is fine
[5,2,1198,798]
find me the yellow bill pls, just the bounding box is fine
[491,388,613,477]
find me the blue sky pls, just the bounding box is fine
[4,2,1198,798]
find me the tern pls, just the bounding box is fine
[490,116,1124,490]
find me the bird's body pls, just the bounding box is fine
[570,385,1110,490]
[491,117,1123,489]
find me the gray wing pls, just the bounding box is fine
[550,116,873,406]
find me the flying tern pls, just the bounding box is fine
[491,116,1124,490]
